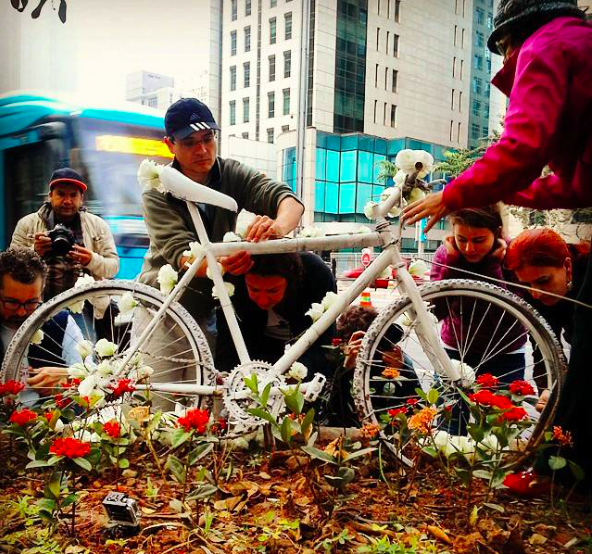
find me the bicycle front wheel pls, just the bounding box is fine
[1,280,214,410]
[353,279,565,466]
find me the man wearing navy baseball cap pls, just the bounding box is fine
[140,98,304,346]
[11,167,119,300]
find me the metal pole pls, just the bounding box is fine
[295,0,311,205]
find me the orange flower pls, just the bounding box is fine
[382,367,401,379]
[552,426,573,447]
[360,424,380,439]
[408,407,437,434]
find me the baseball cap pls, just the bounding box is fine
[48,168,87,192]
[165,98,220,140]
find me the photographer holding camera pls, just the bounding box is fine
[10,168,119,300]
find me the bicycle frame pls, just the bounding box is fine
[124,180,461,397]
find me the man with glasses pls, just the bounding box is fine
[0,249,82,395]
[140,98,304,346]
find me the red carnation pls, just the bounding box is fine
[61,378,81,389]
[406,398,419,407]
[509,380,535,396]
[49,437,91,459]
[476,373,499,389]
[500,406,527,422]
[111,379,135,398]
[103,420,121,439]
[490,394,513,410]
[9,408,38,426]
[0,380,25,396]
[469,389,495,406]
[331,338,343,347]
[388,407,407,419]
[54,393,72,409]
[177,408,210,434]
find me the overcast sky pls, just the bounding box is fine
[1,0,211,100]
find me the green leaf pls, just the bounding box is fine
[62,493,80,507]
[483,502,505,513]
[284,389,305,416]
[549,455,567,471]
[568,460,585,482]
[118,458,130,469]
[146,411,162,434]
[166,454,186,484]
[186,484,218,501]
[248,407,278,426]
[36,498,57,513]
[301,445,337,465]
[244,373,258,395]
[261,383,272,408]
[300,408,315,437]
[427,388,439,405]
[188,442,214,466]
[26,459,51,469]
[343,447,376,462]
[280,416,292,443]
[47,474,62,500]
[47,455,62,466]
[414,387,428,402]
[171,428,191,449]
[72,457,92,471]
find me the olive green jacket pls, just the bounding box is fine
[139,157,301,317]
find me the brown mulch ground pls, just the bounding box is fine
[1,439,591,554]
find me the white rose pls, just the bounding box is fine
[182,241,204,262]
[288,362,308,382]
[408,259,428,277]
[206,263,225,280]
[235,221,250,239]
[415,150,434,178]
[450,359,475,387]
[363,201,378,220]
[78,374,99,397]
[75,339,93,360]
[30,329,44,345]
[157,264,178,295]
[135,365,154,380]
[398,311,415,327]
[212,282,235,300]
[75,274,95,288]
[68,362,89,379]
[407,188,427,204]
[137,159,165,192]
[355,226,371,234]
[68,300,85,314]
[118,292,138,314]
[394,170,407,187]
[321,291,339,311]
[95,338,117,358]
[223,232,242,243]
[299,226,323,238]
[395,149,417,174]
[96,360,115,377]
[53,419,65,433]
[89,389,106,409]
[305,302,324,322]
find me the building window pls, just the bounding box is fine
[461,28,466,48]
[392,69,398,92]
[230,65,237,91]
[386,31,390,54]
[245,0,251,16]
[378,0,381,16]
[284,51,291,78]
[231,0,237,21]
[376,28,380,51]
[245,26,251,52]
[393,34,400,57]
[455,0,459,14]
[390,105,397,127]
[230,30,237,56]
[473,77,483,95]
[474,54,483,70]
[383,102,387,125]
[471,122,481,140]
[242,132,249,139]
[395,0,401,22]
[285,12,292,40]
[472,99,481,117]
[457,122,461,142]
[454,25,458,47]
[451,89,455,110]
[269,55,276,82]
[282,88,290,115]
[373,100,377,124]
[476,7,485,25]
[281,124,289,132]
[244,62,251,88]
[270,17,277,44]
[270,0,277,6]
[476,30,485,48]
[453,56,456,78]
[267,128,274,143]
[460,59,464,79]
[147,97,157,108]
[230,101,236,125]
[384,66,388,90]
[268,92,275,118]
[243,97,250,123]
[375,64,379,87]
[450,120,454,142]
[458,91,462,112]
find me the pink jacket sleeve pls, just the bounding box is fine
[443,44,569,211]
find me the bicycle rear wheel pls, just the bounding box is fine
[1,281,214,410]
[353,280,565,467]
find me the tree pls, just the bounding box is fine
[10,0,68,23]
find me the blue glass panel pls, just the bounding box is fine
[283,147,296,164]
[315,148,326,181]
[358,151,373,183]
[326,150,340,181]
[340,151,357,182]
[339,183,356,213]
[374,138,387,155]
[326,134,341,151]
[340,134,359,151]
[314,181,325,212]
[356,183,373,212]
[408,139,429,151]
[387,138,405,156]
[373,185,385,199]
[325,182,339,214]
[373,154,386,184]
[359,135,374,152]
[316,131,328,149]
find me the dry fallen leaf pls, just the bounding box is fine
[426,525,452,544]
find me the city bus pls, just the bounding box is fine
[0,91,173,278]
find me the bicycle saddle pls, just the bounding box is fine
[159,165,238,213]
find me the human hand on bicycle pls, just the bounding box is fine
[245,216,285,242]
[221,251,254,276]
[402,191,450,233]
[27,366,68,395]
[344,330,365,370]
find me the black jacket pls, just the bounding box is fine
[216,253,337,376]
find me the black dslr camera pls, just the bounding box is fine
[47,223,75,256]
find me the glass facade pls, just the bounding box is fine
[333,0,368,133]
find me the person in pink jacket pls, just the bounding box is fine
[405,0,592,492]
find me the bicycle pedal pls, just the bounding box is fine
[302,373,327,402]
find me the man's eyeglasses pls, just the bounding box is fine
[177,132,216,149]
[0,298,43,311]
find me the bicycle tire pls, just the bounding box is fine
[353,279,565,466]
[1,280,215,409]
